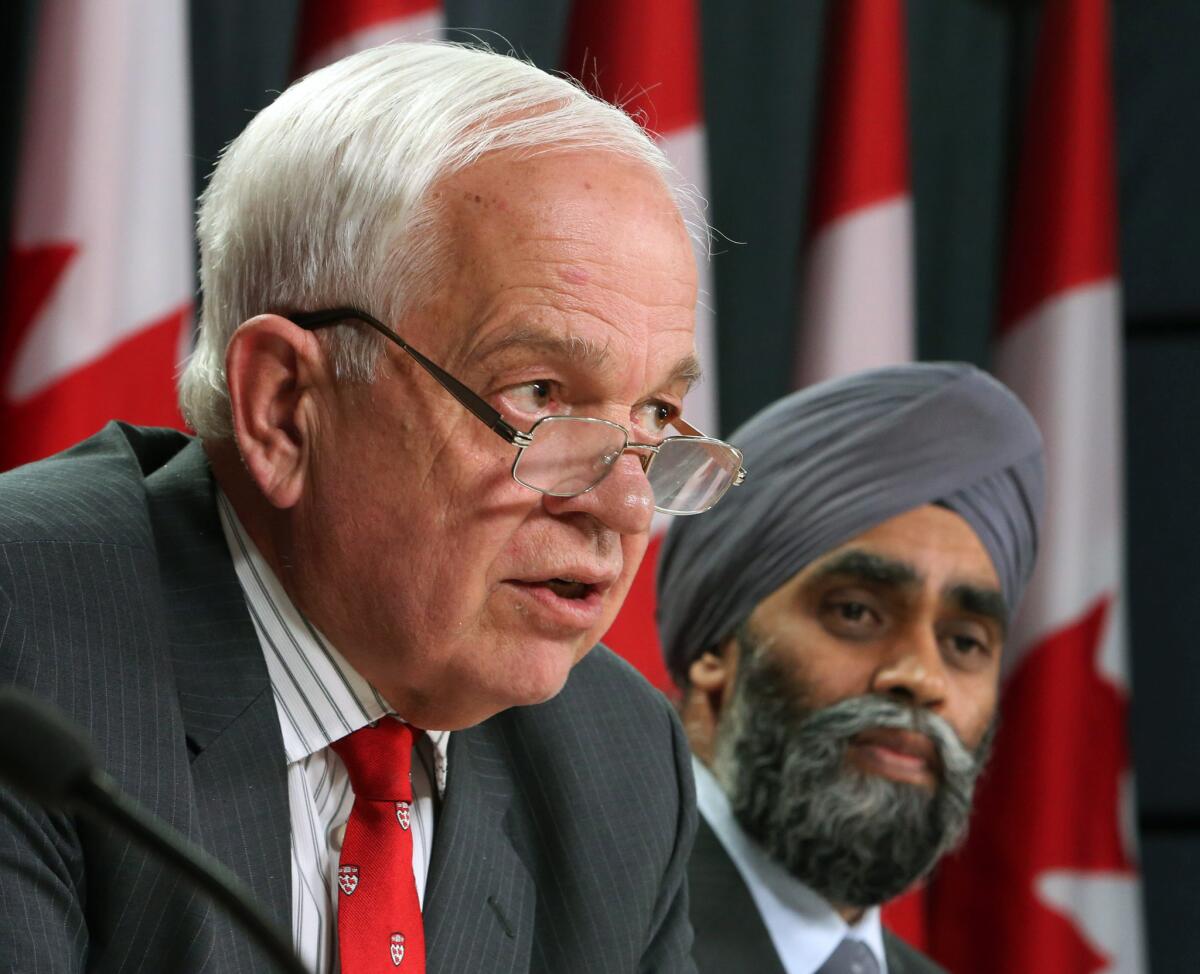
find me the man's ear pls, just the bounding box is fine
[688,635,741,716]
[225,314,327,510]
[681,637,740,765]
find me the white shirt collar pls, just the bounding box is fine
[693,757,888,974]
[216,489,450,794]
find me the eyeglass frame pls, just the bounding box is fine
[288,307,747,510]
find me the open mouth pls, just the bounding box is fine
[504,576,607,630]
[542,577,593,600]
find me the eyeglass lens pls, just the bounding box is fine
[512,416,627,497]
[648,439,740,514]
[512,416,739,513]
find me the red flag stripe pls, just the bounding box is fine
[998,0,1118,332]
[2,0,192,470]
[294,0,441,70]
[0,243,77,395]
[600,534,674,695]
[927,0,1143,970]
[808,0,909,232]
[564,0,701,136]
[0,306,189,469]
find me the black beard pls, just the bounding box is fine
[712,625,995,909]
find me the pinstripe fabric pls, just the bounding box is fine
[214,491,449,973]
[0,424,699,973]
[0,425,283,972]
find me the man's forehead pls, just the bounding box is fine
[796,506,1000,591]
[438,148,686,238]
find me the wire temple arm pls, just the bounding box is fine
[289,307,531,446]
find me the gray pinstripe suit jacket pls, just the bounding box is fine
[0,423,697,973]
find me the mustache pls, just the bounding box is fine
[794,693,987,785]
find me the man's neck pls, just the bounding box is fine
[206,440,294,590]
[692,756,873,928]
[835,902,866,925]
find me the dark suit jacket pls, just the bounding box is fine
[689,818,946,974]
[0,423,697,973]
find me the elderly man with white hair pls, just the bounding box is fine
[0,43,747,973]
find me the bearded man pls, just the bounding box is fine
[656,363,1044,974]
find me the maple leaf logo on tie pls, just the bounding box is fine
[338,865,360,896]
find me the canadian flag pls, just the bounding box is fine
[926,2,1146,971]
[294,0,443,76]
[794,0,913,388]
[1,0,193,470]
[564,0,718,694]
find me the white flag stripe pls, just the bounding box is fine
[797,196,914,385]
[298,12,443,73]
[10,0,192,401]
[658,123,718,439]
[993,281,1126,685]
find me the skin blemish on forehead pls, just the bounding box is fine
[458,190,508,210]
[559,266,590,285]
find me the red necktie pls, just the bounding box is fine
[331,719,426,972]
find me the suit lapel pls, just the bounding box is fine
[689,817,788,974]
[424,724,535,974]
[884,929,945,974]
[884,933,909,974]
[144,441,292,937]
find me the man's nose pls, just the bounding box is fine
[871,626,948,709]
[541,453,655,535]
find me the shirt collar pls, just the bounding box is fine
[216,489,450,794]
[693,757,888,974]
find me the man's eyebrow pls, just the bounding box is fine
[467,326,614,371]
[468,325,704,393]
[806,549,920,589]
[667,354,704,394]
[945,583,1009,636]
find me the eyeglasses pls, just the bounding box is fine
[290,308,747,515]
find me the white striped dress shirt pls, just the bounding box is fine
[216,491,450,974]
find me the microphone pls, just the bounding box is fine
[0,687,309,974]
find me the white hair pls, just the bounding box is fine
[179,41,701,440]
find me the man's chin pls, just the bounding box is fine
[501,634,592,706]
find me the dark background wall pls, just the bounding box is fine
[1115,4,1200,968]
[2,0,1196,968]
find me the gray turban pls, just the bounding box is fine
[657,362,1044,685]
